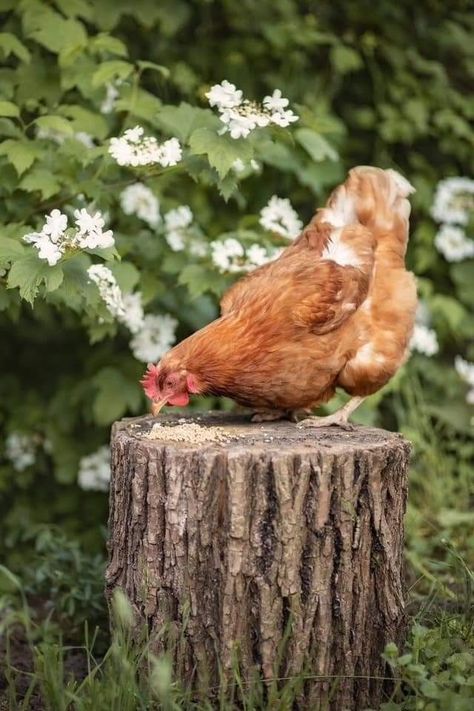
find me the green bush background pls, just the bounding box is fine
[0,1,473,694]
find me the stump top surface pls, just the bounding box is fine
[114,411,407,454]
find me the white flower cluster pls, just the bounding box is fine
[100,82,120,114]
[162,205,207,256]
[431,177,474,225]
[409,302,439,357]
[206,81,298,139]
[232,158,260,174]
[24,208,114,266]
[78,446,110,492]
[120,183,161,228]
[410,324,439,357]
[5,432,36,471]
[130,314,178,362]
[454,356,474,405]
[37,127,94,148]
[85,268,175,361]
[87,265,125,319]
[211,237,282,274]
[431,177,474,263]
[259,195,303,239]
[109,126,182,167]
[434,225,474,262]
[121,292,145,334]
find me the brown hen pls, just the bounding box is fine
[141,167,417,427]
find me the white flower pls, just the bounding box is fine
[87,264,125,318]
[232,158,260,174]
[454,356,474,388]
[431,177,474,225]
[43,209,68,241]
[109,136,135,165]
[130,314,177,362]
[165,231,186,251]
[24,231,64,265]
[270,109,299,127]
[36,127,94,147]
[158,137,182,167]
[434,224,474,262]
[211,238,245,273]
[123,125,144,143]
[101,82,120,114]
[219,108,257,139]
[415,300,431,327]
[164,206,193,231]
[208,82,298,139]
[120,183,161,227]
[121,292,145,334]
[410,324,439,356]
[73,209,115,249]
[246,244,270,267]
[454,356,474,405]
[75,132,95,148]
[5,432,35,471]
[78,446,110,492]
[206,80,243,109]
[109,126,182,168]
[23,209,69,265]
[164,206,194,252]
[263,89,289,112]
[259,195,303,239]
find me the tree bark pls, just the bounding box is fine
[106,412,410,710]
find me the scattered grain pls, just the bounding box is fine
[143,421,231,444]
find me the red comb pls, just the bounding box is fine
[140,363,160,400]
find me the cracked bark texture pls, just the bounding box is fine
[106,412,410,710]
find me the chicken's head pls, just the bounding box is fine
[140,363,201,416]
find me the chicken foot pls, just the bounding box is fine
[297,396,366,430]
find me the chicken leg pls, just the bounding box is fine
[297,396,366,430]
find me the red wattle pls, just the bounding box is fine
[167,393,190,407]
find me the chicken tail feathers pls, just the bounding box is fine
[317,166,414,259]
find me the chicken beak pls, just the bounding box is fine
[151,398,168,416]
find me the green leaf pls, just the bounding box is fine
[25,8,87,55]
[20,168,61,200]
[295,128,338,162]
[35,115,74,136]
[92,367,141,425]
[7,254,64,304]
[59,105,109,139]
[92,60,134,87]
[55,253,92,311]
[178,264,215,298]
[189,127,253,179]
[0,32,31,62]
[330,45,363,74]
[0,237,26,265]
[0,100,19,118]
[0,139,41,175]
[89,33,128,57]
[110,262,140,292]
[137,60,170,78]
[114,87,162,122]
[156,103,220,142]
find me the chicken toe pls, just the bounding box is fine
[297,396,365,430]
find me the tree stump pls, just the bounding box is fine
[106,412,410,710]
